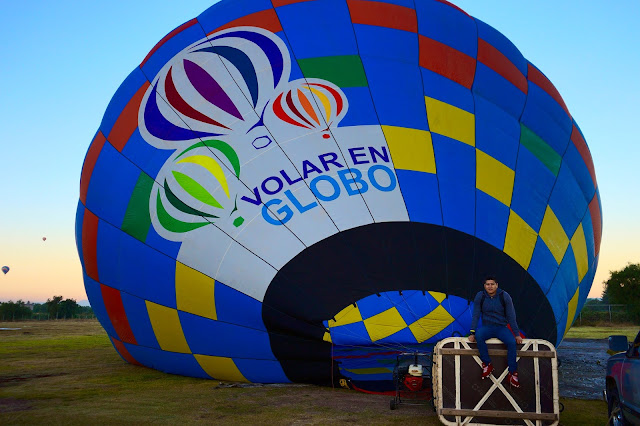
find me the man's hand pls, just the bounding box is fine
[468,334,476,343]
[515,336,523,344]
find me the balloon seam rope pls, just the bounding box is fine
[336,1,413,224]
[135,24,354,331]
[411,0,449,301]
[470,13,479,306]
[85,140,315,329]
[496,28,539,321]
[84,204,327,336]
[331,340,335,390]
[534,341,541,424]
[400,292,432,340]
[130,89,284,269]
[395,292,434,347]
[329,320,415,353]
[533,166,599,339]
[362,292,414,352]
[265,9,408,334]
[328,318,418,352]
[268,2,373,229]
[508,59,589,342]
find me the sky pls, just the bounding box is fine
[0,0,638,304]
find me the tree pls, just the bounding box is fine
[77,305,95,318]
[602,263,640,322]
[45,295,63,319]
[59,298,79,319]
[0,300,32,320]
[32,303,46,314]
[584,298,605,307]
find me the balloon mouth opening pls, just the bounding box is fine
[263,222,556,386]
[320,288,470,393]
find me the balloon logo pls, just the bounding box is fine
[2,266,9,275]
[157,139,244,232]
[139,28,295,235]
[140,28,289,147]
[273,82,346,139]
[163,60,238,130]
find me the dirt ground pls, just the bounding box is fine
[556,338,609,400]
[216,339,610,402]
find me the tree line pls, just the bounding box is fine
[2,264,638,323]
[576,263,640,325]
[598,262,640,323]
[0,296,94,321]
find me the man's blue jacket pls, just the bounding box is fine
[470,288,520,336]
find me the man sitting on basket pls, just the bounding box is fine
[468,275,523,388]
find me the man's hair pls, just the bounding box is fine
[484,275,498,284]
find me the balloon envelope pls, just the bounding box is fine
[77,0,602,390]
[1,266,9,275]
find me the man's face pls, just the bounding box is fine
[484,280,498,296]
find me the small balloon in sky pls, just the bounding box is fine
[1,266,9,275]
[42,237,47,241]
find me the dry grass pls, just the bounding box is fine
[0,320,612,425]
[0,320,437,424]
[560,398,609,426]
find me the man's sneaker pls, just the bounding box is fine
[481,362,494,379]
[507,372,520,388]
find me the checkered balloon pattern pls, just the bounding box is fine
[77,0,601,391]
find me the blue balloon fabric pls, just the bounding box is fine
[77,0,602,390]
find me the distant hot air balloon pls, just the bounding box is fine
[42,237,46,241]
[1,266,9,275]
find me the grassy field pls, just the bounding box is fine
[0,320,620,425]
[565,323,638,340]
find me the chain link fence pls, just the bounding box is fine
[577,304,635,325]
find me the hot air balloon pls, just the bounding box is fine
[77,0,601,392]
[1,266,9,275]
[42,237,47,241]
